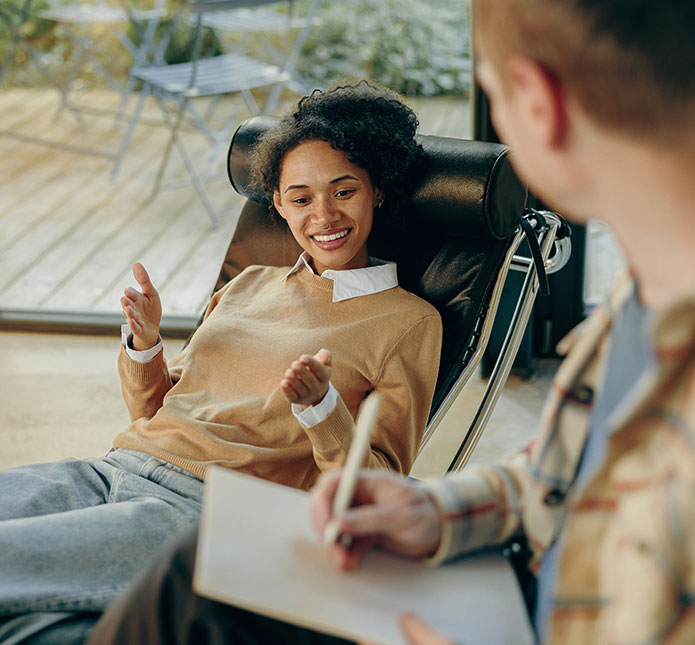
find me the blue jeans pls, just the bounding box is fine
[0,449,204,642]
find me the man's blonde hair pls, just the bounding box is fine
[473,0,695,143]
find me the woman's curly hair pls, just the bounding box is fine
[250,80,424,223]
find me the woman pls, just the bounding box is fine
[0,81,442,644]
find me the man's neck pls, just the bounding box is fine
[578,135,695,311]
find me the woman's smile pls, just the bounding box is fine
[311,227,352,248]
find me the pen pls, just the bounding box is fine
[323,394,381,546]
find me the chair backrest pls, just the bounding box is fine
[219,117,527,414]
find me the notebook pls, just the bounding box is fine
[194,466,534,645]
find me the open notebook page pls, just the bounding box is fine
[194,466,534,645]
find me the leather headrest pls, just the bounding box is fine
[228,116,526,241]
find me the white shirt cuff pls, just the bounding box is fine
[121,323,163,363]
[291,382,339,427]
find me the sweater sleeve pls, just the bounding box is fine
[117,282,232,422]
[302,312,443,475]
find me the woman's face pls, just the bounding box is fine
[273,140,381,275]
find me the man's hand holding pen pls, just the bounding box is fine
[310,469,443,569]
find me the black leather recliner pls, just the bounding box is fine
[205,116,569,472]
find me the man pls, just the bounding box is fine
[89,1,694,643]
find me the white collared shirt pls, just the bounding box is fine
[123,254,399,427]
[281,252,398,302]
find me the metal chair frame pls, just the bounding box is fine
[420,211,571,471]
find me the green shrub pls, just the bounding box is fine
[297,0,472,96]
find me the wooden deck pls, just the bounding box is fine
[0,88,472,329]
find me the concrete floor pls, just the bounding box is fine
[0,330,557,479]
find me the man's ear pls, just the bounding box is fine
[273,191,286,220]
[506,56,567,148]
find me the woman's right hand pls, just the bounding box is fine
[120,263,162,351]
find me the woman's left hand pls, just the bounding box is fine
[281,348,332,408]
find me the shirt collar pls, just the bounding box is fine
[281,252,399,302]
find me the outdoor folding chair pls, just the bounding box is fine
[111,0,321,228]
[203,117,572,472]
[198,0,321,104]
[37,0,175,121]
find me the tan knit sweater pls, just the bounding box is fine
[114,265,442,489]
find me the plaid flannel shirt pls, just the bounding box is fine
[426,273,695,644]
